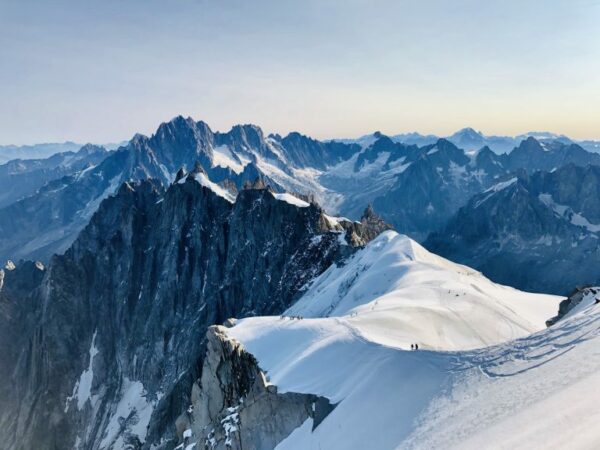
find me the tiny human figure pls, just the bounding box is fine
[410,344,414,350]
[415,343,419,350]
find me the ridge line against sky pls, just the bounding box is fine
[0,0,599,144]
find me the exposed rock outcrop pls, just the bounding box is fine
[174,326,334,450]
[546,286,599,326]
[325,205,394,247]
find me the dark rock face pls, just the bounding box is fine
[505,137,600,173]
[371,139,496,241]
[0,174,376,450]
[546,287,599,326]
[340,205,394,246]
[369,137,600,241]
[425,165,600,294]
[178,326,334,450]
[274,132,358,170]
[0,261,46,446]
[0,117,355,263]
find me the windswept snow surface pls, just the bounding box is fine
[224,232,584,449]
[228,274,599,449]
[286,231,560,350]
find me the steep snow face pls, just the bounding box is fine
[538,192,600,233]
[484,176,517,193]
[99,378,161,449]
[286,231,560,350]
[189,172,236,203]
[228,284,598,450]
[211,145,247,173]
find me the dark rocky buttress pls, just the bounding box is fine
[0,174,383,450]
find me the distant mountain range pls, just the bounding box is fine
[0,144,109,208]
[0,141,125,164]
[336,127,600,154]
[426,164,600,294]
[2,116,600,295]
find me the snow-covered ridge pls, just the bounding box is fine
[225,239,597,449]
[212,144,247,174]
[285,230,559,351]
[176,170,237,203]
[484,176,517,193]
[272,192,310,208]
[474,177,518,208]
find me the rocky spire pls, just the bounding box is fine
[242,176,269,190]
[174,167,187,183]
[191,161,207,176]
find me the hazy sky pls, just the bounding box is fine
[1,0,599,144]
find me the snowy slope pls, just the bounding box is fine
[286,231,560,350]
[227,273,599,449]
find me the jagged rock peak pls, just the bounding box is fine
[77,143,106,155]
[229,123,265,141]
[546,286,599,326]
[174,167,187,183]
[117,181,136,195]
[130,132,149,145]
[180,325,335,450]
[361,204,377,221]
[360,204,394,235]
[335,205,393,247]
[518,136,544,151]
[191,161,207,176]
[242,176,269,191]
[219,179,238,195]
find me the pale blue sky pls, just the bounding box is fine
[1,0,599,144]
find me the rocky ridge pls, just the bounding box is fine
[0,169,386,450]
[173,325,334,450]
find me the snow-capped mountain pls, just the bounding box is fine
[335,127,600,155]
[286,231,558,349]
[1,115,599,287]
[178,231,586,450]
[0,141,125,164]
[425,164,600,294]
[0,117,326,262]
